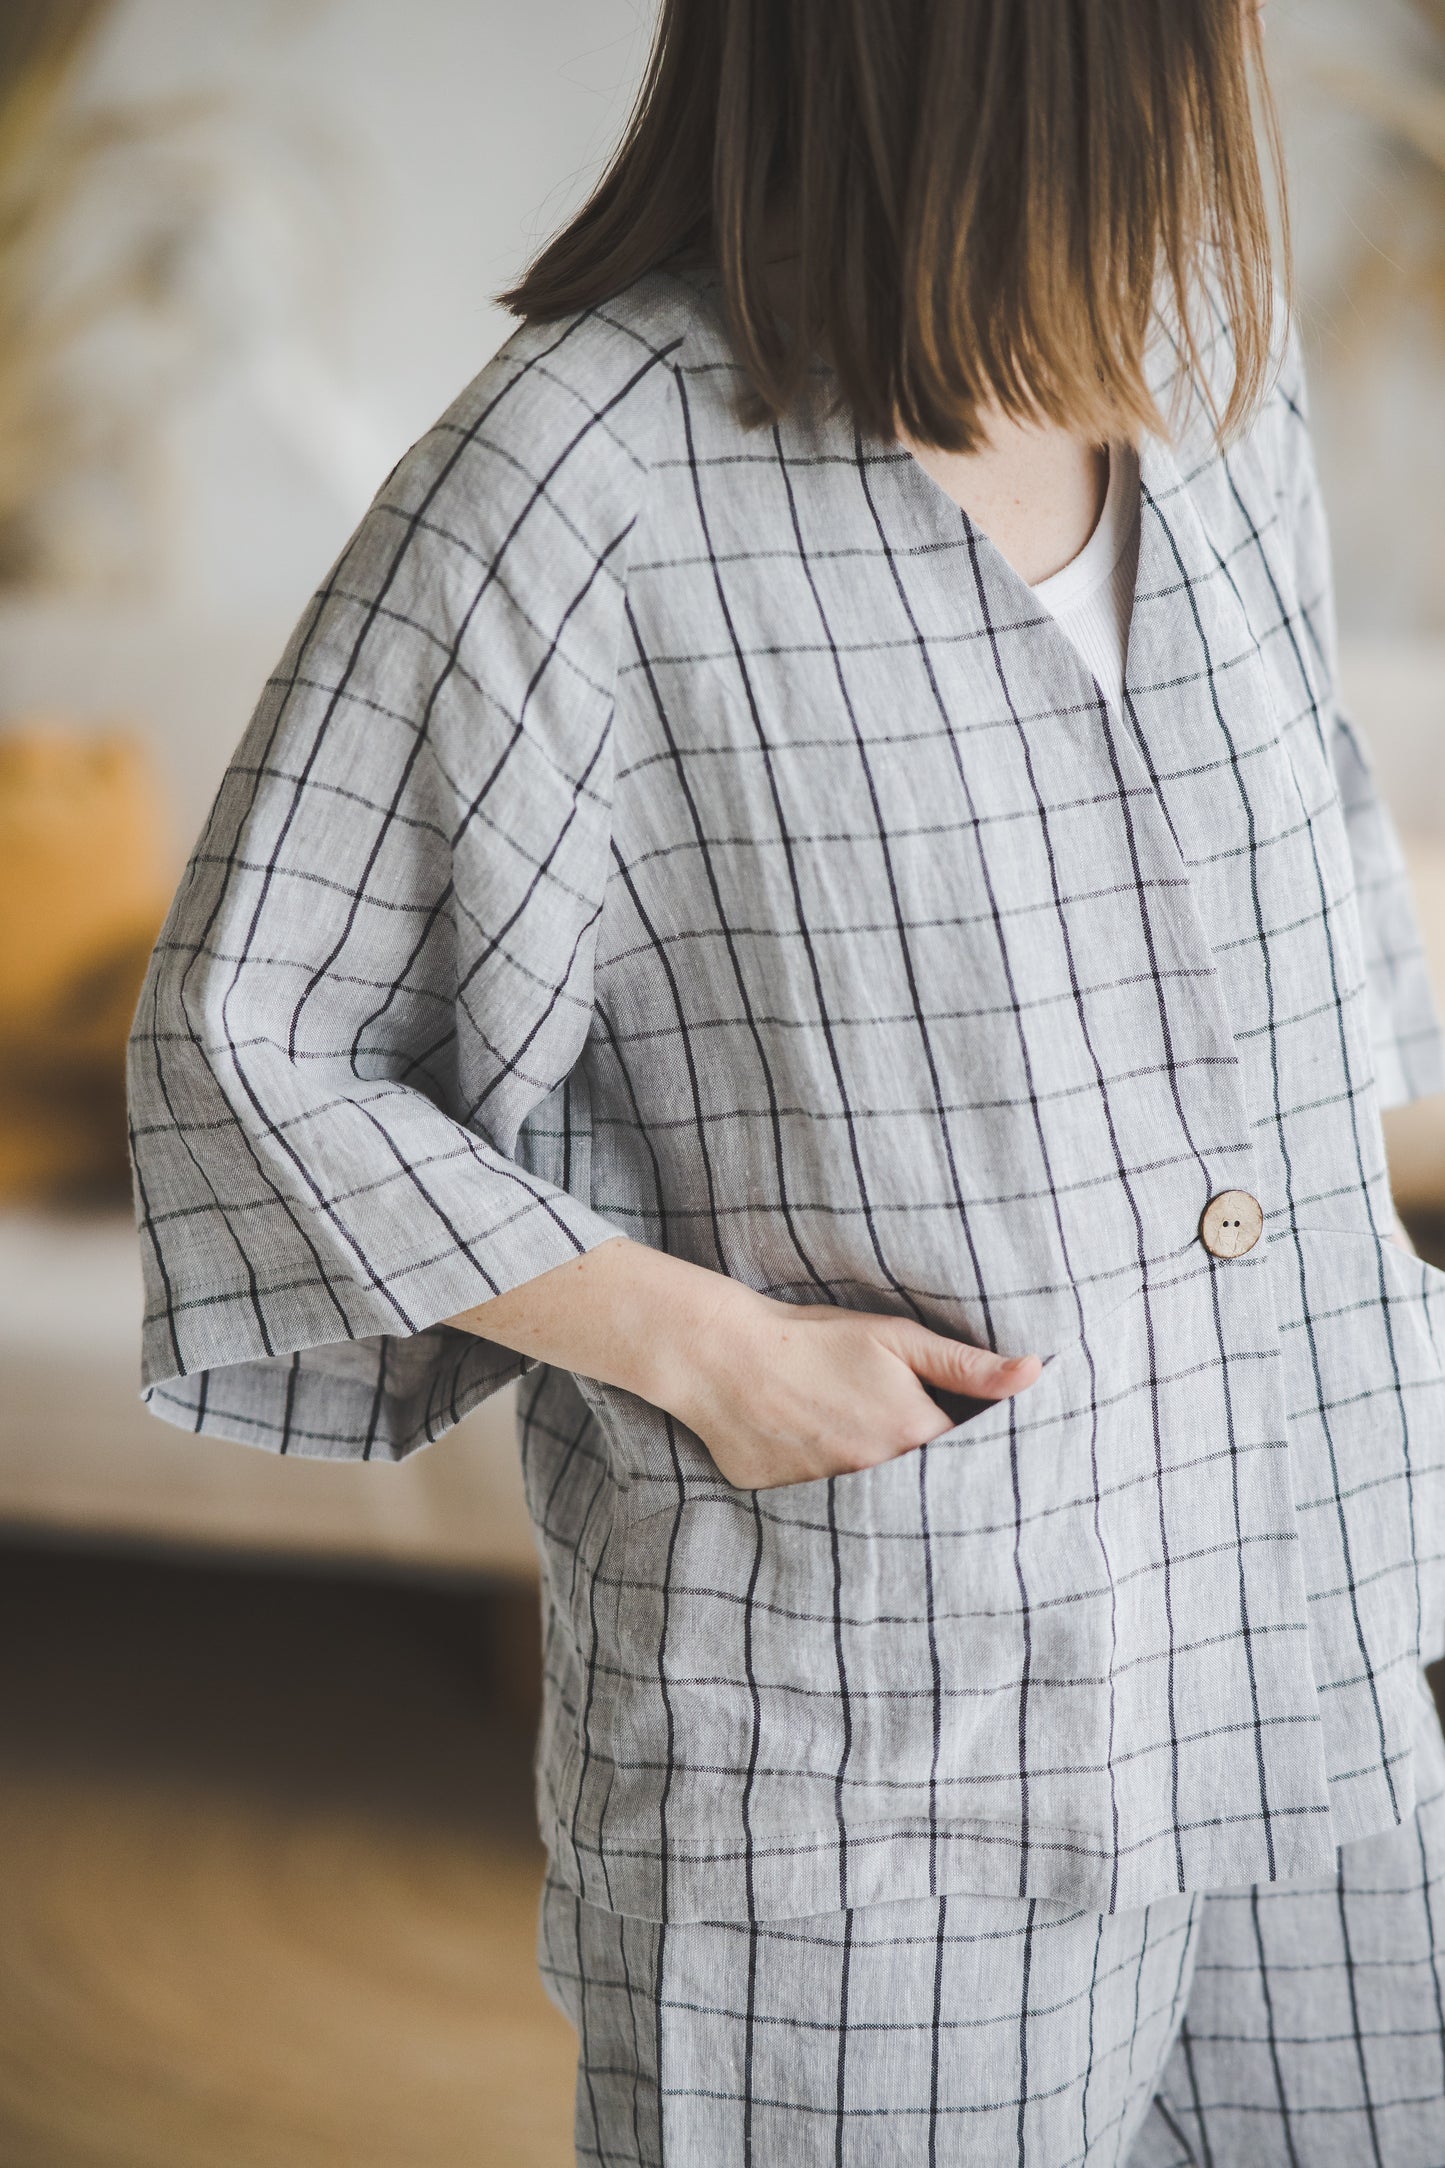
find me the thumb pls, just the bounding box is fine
[906,1328,1042,1402]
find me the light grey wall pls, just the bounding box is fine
[76,0,1442,636]
[1271,0,1445,638]
[83,0,657,614]
[0,0,658,839]
[1,0,1440,846]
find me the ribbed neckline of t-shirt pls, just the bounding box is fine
[1028,441,1141,610]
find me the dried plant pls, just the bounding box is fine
[0,3,120,581]
[0,1,378,594]
[0,5,292,593]
[0,2,213,586]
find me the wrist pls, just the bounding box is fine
[634,1261,766,1427]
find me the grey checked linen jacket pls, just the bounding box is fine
[130,268,1445,1925]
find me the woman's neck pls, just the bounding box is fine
[900,414,1111,586]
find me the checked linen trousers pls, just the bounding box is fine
[129,266,1445,1932]
[541,1751,1445,2159]
[541,1744,1445,2165]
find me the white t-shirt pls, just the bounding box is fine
[1028,441,1141,712]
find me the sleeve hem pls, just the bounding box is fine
[1375,1046,1445,1115]
[137,1193,634,1460]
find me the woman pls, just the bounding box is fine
[128,1,1445,2159]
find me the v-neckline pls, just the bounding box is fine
[675,257,1186,723]
[851,417,1181,721]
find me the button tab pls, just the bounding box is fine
[1199,1190,1263,1260]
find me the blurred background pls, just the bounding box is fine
[0,2,1442,2162]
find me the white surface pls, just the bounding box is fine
[0,1211,539,1576]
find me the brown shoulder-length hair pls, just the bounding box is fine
[501,0,1286,452]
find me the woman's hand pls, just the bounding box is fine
[663,1289,1043,1490]
[447,1238,1042,1494]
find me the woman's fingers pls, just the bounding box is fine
[905,1326,1042,1400]
[694,1304,1045,1492]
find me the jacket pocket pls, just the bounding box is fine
[611,1333,1118,1842]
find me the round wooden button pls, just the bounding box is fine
[1199,1190,1263,1260]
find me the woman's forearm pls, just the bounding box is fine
[444,1237,751,1419]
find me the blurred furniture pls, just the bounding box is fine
[0,1210,537,1578]
[0,725,168,1201]
[1385,835,1445,1218]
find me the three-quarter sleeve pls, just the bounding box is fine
[1275,328,1445,1112]
[129,320,657,1458]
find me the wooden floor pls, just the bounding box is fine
[0,1549,576,2168]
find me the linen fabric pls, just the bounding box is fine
[128,267,1445,1925]
[540,1750,1445,2167]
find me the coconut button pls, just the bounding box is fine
[1199,1190,1264,1260]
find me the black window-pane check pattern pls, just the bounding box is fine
[129,269,1445,1927]
[540,1755,1445,2166]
